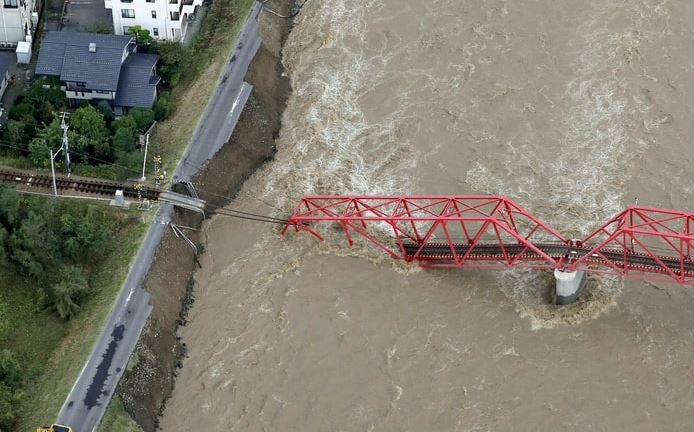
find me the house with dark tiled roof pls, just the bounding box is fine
[35,31,160,113]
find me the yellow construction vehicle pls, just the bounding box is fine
[36,424,73,432]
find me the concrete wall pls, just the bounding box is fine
[107,0,200,41]
[0,0,36,45]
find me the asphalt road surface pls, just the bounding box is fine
[56,3,263,431]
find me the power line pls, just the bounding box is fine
[209,209,289,225]
[0,136,291,225]
[190,182,284,213]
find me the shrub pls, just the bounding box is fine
[128,107,155,132]
[153,91,171,120]
[8,103,32,121]
[52,265,89,319]
[152,41,187,85]
[97,100,115,123]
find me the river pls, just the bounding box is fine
[160,0,694,430]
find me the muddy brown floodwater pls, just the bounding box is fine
[160,0,694,430]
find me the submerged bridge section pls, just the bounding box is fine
[281,196,694,288]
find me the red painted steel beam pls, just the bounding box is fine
[282,197,694,285]
[283,196,570,270]
[570,206,694,284]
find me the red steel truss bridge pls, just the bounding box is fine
[281,196,694,286]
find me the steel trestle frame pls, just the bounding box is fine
[571,205,694,284]
[282,196,570,269]
[282,196,694,286]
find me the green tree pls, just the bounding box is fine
[27,118,63,168]
[128,107,155,132]
[36,100,56,125]
[60,208,114,262]
[128,25,153,46]
[4,120,30,149]
[8,103,32,121]
[23,77,67,109]
[27,138,52,168]
[9,212,59,281]
[52,265,89,319]
[111,115,136,134]
[112,126,137,153]
[152,41,186,85]
[70,105,108,142]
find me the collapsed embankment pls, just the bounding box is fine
[115,2,292,430]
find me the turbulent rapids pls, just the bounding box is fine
[160,1,694,430]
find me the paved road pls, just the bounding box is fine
[56,3,263,431]
[175,4,262,182]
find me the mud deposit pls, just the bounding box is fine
[114,3,290,430]
[162,0,694,431]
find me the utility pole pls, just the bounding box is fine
[50,148,58,197]
[141,133,149,181]
[59,112,71,177]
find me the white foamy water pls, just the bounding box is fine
[161,0,694,430]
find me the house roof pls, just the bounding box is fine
[35,31,134,91]
[114,53,160,108]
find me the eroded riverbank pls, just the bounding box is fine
[114,2,292,430]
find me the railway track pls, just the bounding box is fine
[0,169,160,200]
[403,242,694,277]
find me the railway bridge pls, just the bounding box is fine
[282,196,694,304]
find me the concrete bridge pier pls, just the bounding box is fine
[553,269,587,305]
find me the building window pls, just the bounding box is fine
[123,26,131,33]
[121,9,135,18]
[3,0,18,8]
[146,0,155,2]
[170,11,179,20]
[152,27,159,36]
[168,0,177,3]
[151,10,156,18]
[120,0,133,3]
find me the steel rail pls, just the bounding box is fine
[0,168,160,200]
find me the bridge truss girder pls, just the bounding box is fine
[570,206,694,284]
[282,196,570,269]
[283,196,694,286]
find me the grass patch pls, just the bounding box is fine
[150,0,256,175]
[97,396,144,432]
[6,203,153,431]
[0,155,33,170]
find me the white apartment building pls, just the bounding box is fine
[105,0,201,41]
[0,0,38,47]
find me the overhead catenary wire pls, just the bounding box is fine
[189,181,285,213]
[0,141,291,224]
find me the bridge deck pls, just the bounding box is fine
[403,243,694,277]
